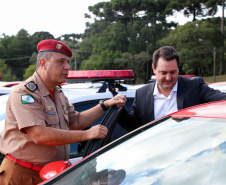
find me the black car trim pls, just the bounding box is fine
[83,106,125,158]
[69,98,134,159]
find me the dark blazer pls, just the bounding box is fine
[119,76,226,132]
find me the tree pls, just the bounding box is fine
[113,51,151,83]
[111,0,142,32]
[31,31,54,46]
[142,0,178,51]
[23,64,36,80]
[177,0,221,21]
[0,35,14,59]
[159,18,224,76]
[0,59,16,81]
[204,0,225,74]
[60,33,82,42]
[7,29,34,79]
[29,52,37,65]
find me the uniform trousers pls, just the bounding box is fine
[0,157,42,185]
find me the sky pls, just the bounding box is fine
[0,0,224,38]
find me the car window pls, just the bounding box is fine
[83,106,126,158]
[69,99,134,158]
[46,117,226,185]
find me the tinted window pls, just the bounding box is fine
[70,99,134,158]
[70,101,108,157]
[53,117,226,185]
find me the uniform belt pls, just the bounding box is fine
[6,155,42,172]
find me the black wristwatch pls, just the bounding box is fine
[99,100,108,111]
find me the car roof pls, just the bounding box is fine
[61,83,103,89]
[0,81,21,87]
[209,81,226,86]
[62,88,113,102]
[63,87,136,103]
[208,82,226,93]
[170,100,226,119]
[0,86,14,95]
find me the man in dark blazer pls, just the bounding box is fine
[119,46,226,132]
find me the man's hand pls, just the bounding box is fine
[104,94,127,108]
[87,125,108,139]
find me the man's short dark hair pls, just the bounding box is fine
[152,46,180,68]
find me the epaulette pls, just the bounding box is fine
[24,81,38,92]
[57,85,62,92]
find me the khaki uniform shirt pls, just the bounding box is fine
[0,72,79,166]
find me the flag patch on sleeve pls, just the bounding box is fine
[21,95,35,104]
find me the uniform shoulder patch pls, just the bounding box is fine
[21,95,35,104]
[24,81,38,92]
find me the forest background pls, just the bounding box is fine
[0,0,225,84]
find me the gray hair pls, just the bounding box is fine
[36,52,53,69]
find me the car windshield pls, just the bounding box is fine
[50,116,226,185]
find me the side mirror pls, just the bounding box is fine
[39,161,71,181]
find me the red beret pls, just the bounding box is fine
[37,39,73,58]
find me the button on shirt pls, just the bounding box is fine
[153,81,178,120]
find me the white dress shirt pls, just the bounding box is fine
[153,81,178,120]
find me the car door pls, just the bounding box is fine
[83,106,126,158]
[69,99,133,161]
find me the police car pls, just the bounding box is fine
[39,100,226,185]
[209,81,226,93]
[0,81,21,96]
[62,70,138,163]
[0,70,139,164]
[0,87,14,96]
[0,81,21,87]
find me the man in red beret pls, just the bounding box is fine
[0,39,126,185]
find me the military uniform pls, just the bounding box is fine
[0,71,79,184]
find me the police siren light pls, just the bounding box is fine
[67,70,135,82]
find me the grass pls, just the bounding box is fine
[203,75,226,84]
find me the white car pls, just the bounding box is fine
[209,82,226,93]
[0,86,14,96]
[0,70,142,164]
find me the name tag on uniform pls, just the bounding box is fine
[47,111,56,115]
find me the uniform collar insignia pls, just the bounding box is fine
[25,81,38,92]
[63,105,68,115]
[46,106,53,111]
[57,85,62,92]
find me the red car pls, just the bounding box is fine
[39,100,226,185]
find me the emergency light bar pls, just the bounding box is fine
[67,70,134,81]
[0,81,21,87]
[180,75,195,77]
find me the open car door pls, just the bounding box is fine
[83,105,126,158]
[39,106,128,182]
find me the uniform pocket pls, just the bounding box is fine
[45,114,59,128]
